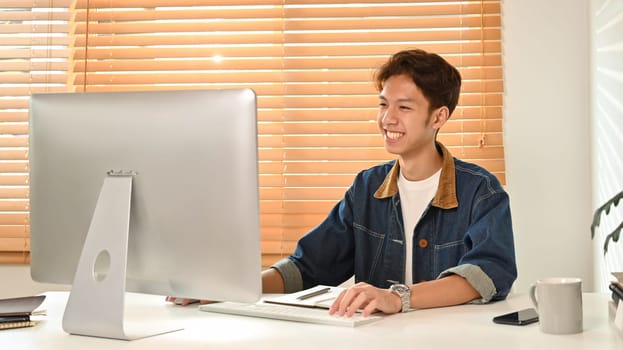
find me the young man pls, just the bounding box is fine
[262,49,517,317]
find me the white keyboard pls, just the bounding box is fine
[199,301,383,327]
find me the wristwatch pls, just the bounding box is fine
[389,284,411,313]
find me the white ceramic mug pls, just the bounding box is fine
[529,277,583,334]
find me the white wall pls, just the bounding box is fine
[590,0,623,292]
[0,0,599,297]
[0,265,67,299]
[502,0,594,292]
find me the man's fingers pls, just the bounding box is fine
[362,299,379,317]
[329,289,347,315]
[337,287,360,316]
[345,292,368,317]
[166,297,200,305]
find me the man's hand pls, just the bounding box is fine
[329,282,402,317]
[164,296,214,306]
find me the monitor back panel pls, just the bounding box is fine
[29,89,261,302]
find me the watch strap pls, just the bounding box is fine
[389,284,411,313]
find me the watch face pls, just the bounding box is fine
[390,284,410,312]
[391,284,409,294]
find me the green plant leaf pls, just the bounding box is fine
[592,191,623,254]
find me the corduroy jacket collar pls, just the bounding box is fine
[373,142,458,209]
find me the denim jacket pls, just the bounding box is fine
[273,142,517,302]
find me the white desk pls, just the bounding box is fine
[1,291,622,349]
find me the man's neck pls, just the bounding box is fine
[398,143,443,181]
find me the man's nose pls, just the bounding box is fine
[381,107,397,124]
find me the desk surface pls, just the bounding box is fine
[1,291,622,349]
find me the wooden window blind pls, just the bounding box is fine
[0,0,504,267]
[0,0,73,264]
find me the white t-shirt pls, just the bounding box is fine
[397,168,441,285]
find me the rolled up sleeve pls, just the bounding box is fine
[271,258,304,294]
[439,264,496,303]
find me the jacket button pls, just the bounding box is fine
[418,238,429,248]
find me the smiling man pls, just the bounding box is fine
[263,49,517,317]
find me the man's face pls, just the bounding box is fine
[377,74,440,160]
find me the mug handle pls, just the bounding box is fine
[529,284,538,310]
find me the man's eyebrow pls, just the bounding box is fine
[378,95,415,103]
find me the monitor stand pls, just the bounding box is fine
[62,171,182,340]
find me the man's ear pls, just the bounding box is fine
[431,106,450,129]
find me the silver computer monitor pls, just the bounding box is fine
[29,89,262,340]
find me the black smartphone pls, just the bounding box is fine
[492,308,539,326]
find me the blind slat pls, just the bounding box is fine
[0,36,70,46]
[70,44,501,60]
[72,10,500,29]
[0,213,29,224]
[258,158,506,175]
[0,237,30,251]
[284,3,499,18]
[72,46,285,60]
[72,69,502,86]
[1,0,73,7]
[74,8,282,21]
[261,201,336,214]
[283,43,502,56]
[0,138,29,147]
[72,55,501,72]
[0,253,29,264]
[0,24,72,34]
[257,119,503,135]
[0,226,29,236]
[73,21,283,34]
[259,146,505,161]
[259,133,504,148]
[75,0,283,7]
[73,33,499,49]
[0,200,29,211]
[286,0,488,4]
[0,125,29,136]
[261,174,356,188]
[260,106,502,121]
[0,175,29,186]
[285,15,501,31]
[0,11,71,21]
[259,161,382,174]
[70,28,499,46]
[0,189,28,199]
[0,62,68,71]
[284,29,501,43]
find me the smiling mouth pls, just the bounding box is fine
[385,130,404,140]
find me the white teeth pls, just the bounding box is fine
[386,131,403,140]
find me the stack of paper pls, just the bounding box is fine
[0,295,46,330]
[611,273,623,334]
